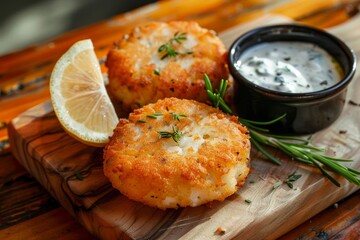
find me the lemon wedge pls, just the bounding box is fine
[50,39,118,147]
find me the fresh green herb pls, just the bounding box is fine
[255,67,269,76]
[157,126,183,143]
[248,59,263,66]
[171,112,187,121]
[274,75,284,83]
[284,65,291,73]
[204,74,360,187]
[146,112,163,119]
[273,181,282,189]
[320,80,328,86]
[285,172,302,189]
[245,199,252,204]
[158,32,192,60]
[137,119,147,123]
[146,115,157,119]
[154,69,160,76]
[204,74,232,114]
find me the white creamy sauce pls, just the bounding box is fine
[235,42,343,93]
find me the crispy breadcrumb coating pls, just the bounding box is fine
[103,98,250,209]
[106,21,229,115]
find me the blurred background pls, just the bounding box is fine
[0,0,156,56]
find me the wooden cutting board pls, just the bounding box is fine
[8,15,360,240]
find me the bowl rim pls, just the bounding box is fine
[228,23,357,101]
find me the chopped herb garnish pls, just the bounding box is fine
[308,53,321,60]
[285,172,302,189]
[320,80,328,86]
[245,199,252,204]
[146,112,163,119]
[137,119,147,123]
[248,59,264,66]
[146,114,157,119]
[255,67,269,76]
[274,75,284,83]
[154,69,160,75]
[158,32,191,60]
[283,65,291,73]
[157,126,183,143]
[171,112,187,121]
[204,74,360,187]
[273,181,282,189]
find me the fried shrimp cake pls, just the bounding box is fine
[103,98,250,209]
[106,21,229,114]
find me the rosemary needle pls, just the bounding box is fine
[171,112,187,121]
[203,74,360,187]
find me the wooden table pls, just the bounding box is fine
[1,0,359,239]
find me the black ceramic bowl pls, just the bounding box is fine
[228,24,356,134]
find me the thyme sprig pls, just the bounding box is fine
[158,32,192,60]
[204,74,360,186]
[157,126,183,143]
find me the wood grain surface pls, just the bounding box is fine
[2,0,360,239]
[7,12,360,239]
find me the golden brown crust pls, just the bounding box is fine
[103,98,250,209]
[106,21,229,114]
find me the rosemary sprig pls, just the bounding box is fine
[158,32,192,60]
[203,74,360,186]
[157,126,183,143]
[204,74,233,114]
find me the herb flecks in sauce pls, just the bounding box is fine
[236,42,343,93]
